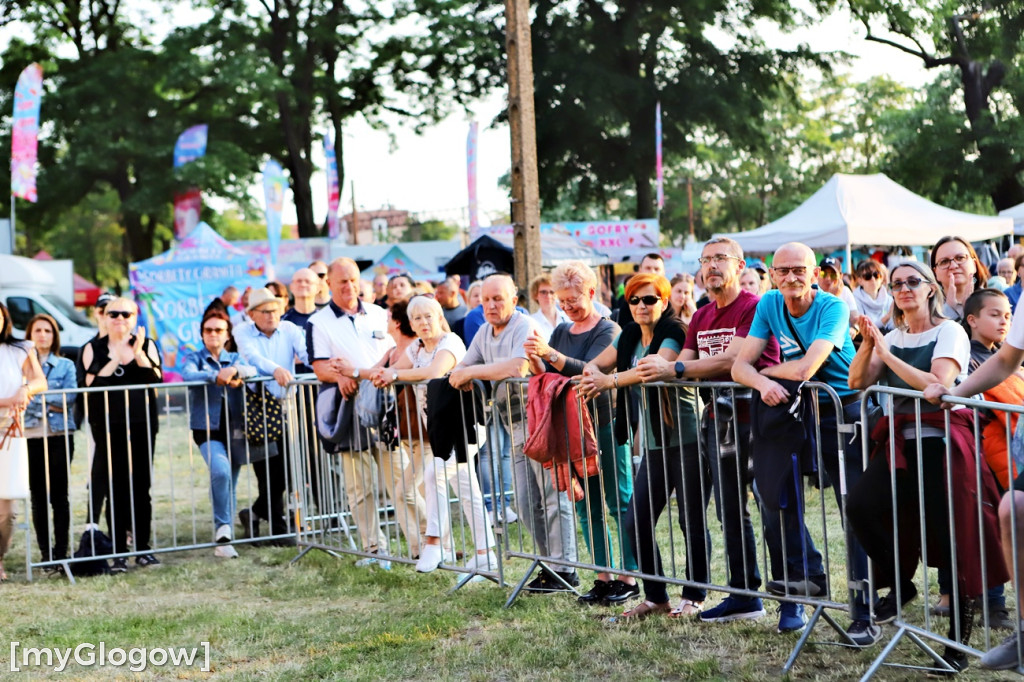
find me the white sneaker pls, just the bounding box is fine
[215,524,232,544]
[464,551,498,573]
[214,545,238,559]
[415,544,455,573]
[502,506,518,524]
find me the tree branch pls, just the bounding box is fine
[863,32,960,69]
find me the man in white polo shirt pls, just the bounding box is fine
[307,258,426,564]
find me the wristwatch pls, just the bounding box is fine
[674,361,686,379]
[391,370,398,382]
[547,350,560,364]
[351,368,360,379]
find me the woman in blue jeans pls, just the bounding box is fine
[182,309,256,559]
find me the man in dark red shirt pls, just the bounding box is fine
[637,236,782,625]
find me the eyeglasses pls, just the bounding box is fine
[203,326,228,334]
[538,289,555,296]
[859,272,881,280]
[628,295,661,306]
[252,307,280,315]
[698,254,741,266]
[106,310,133,319]
[558,294,585,307]
[934,253,970,270]
[771,266,808,277]
[890,277,926,291]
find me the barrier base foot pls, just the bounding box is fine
[289,544,343,566]
[450,570,501,594]
[503,559,578,608]
[781,604,825,673]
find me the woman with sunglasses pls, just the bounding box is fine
[23,314,77,574]
[848,261,1003,671]
[81,298,163,572]
[931,235,989,322]
[0,303,47,581]
[578,273,701,620]
[851,259,892,331]
[182,309,256,559]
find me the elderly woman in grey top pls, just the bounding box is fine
[524,261,639,607]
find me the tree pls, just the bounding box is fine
[402,219,458,242]
[0,2,276,262]
[849,0,1024,211]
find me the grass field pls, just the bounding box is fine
[1,394,1019,680]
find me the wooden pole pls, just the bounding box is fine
[350,181,358,246]
[505,0,542,309]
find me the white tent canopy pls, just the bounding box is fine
[998,202,1024,236]
[714,174,1012,257]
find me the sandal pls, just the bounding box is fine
[620,600,671,621]
[669,598,704,618]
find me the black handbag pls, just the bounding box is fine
[244,385,282,462]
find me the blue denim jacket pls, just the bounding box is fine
[181,347,256,432]
[24,353,77,434]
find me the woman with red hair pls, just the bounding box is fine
[579,273,701,619]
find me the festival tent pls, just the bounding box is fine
[129,222,268,382]
[361,244,439,280]
[999,202,1024,236]
[444,233,608,281]
[715,174,1013,266]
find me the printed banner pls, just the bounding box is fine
[324,134,340,238]
[655,102,664,210]
[263,159,286,275]
[471,219,660,262]
[11,63,43,202]
[173,124,208,168]
[467,121,479,230]
[173,124,208,238]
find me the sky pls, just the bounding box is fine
[1,3,939,229]
[324,4,935,228]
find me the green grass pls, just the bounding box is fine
[0,398,1017,680]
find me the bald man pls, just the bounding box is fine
[449,274,580,591]
[732,242,875,644]
[307,257,426,564]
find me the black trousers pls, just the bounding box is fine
[625,443,711,604]
[250,439,288,534]
[28,435,74,560]
[89,424,155,554]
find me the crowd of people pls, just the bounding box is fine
[9,237,1024,673]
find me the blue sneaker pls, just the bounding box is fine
[777,602,808,634]
[699,596,766,623]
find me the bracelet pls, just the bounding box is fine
[612,372,619,388]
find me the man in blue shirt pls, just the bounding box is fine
[733,242,877,646]
[233,287,309,544]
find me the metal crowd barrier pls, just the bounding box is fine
[493,376,862,672]
[288,377,504,591]
[21,377,301,583]
[858,385,1024,679]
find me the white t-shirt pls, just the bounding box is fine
[406,332,467,416]
[883,320,970,437]
[1007,303,1024,350]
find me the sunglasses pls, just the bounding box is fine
[628,295,661,306]
[890,277,926,291]
[315,272,327,279]
[203,326,228,334]
[106,310,133,319]
[820,269,840,279]
[859,272,881,280]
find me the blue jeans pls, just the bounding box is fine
[199,440,242,529]
[478,416,513,513]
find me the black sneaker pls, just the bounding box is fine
[982,606,1014,631]
[874,584,918,625]
[603,579,641,605]
[766,574,828,598]
[135,553,161,568]
[940,647,969,674]
[525,570,580,593]
[110,558,128,574]
[846,619,882,647]
[577,579,611,606]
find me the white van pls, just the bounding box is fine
[0,255,97,357]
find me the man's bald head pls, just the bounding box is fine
[773,242,816,267]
